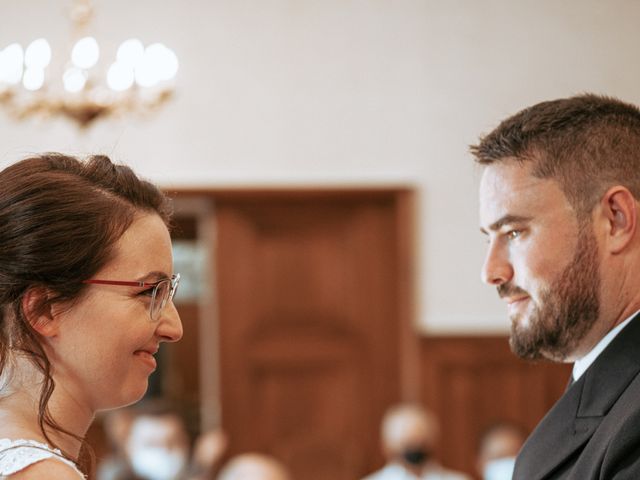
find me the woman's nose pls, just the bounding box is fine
[157,301,183,342]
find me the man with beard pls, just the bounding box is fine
[473,94,640,479]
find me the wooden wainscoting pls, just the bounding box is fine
[420,336,572,478]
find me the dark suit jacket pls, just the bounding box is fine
[514,314,640,479]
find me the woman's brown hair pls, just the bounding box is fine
[0,153,172,471]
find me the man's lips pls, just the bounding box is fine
[505,295,529,305]
[497,284,529,304]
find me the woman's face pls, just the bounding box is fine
[47,213,183,411]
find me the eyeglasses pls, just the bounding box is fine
[82,273,180,322]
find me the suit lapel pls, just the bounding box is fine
[577,315,640,418]
[514,315,640,479]
[514,377,595,479]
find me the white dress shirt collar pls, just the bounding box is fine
[572,310,639,382]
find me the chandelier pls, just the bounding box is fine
[0,0,179,128]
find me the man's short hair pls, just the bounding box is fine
[470,94,640,218]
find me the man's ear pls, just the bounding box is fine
[21,287,59,337]
[599,186,638,254]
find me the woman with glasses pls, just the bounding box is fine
[0,153,183,479]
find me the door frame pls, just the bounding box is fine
[168,187,419,431]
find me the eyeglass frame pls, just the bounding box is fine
[82,273,180,321]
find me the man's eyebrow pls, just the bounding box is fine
[480,214,532,235]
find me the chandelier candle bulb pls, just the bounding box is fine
[24,39,51,69]
[107,62,135,91]
[0,44,24,85]
[63,67,87,93]
[117,39,145,68]
[71,36,100,69]
[145,43,179,82]
[134,43,179,88]
[22,67,45,91]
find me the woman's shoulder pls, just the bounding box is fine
[0,439,85,479]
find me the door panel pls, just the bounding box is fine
[215,192,412,480]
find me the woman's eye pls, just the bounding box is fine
[139,288,155,297]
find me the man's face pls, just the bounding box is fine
[479,161,601,361]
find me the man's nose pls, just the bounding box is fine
[481,241,513,286]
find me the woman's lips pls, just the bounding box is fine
[134,350,157,370]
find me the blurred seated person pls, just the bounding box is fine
[97,400,228,480]
[125,403,190,480]
[96,408,135,480]
[476,422,526,480]
[216,453,291,480]
[362,403,470,480]
[189,428,229,480]
[96,401,192,480]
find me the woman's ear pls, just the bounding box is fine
[21,287,59,337]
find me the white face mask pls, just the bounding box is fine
[130,447,188,480]
[483,456,516,480]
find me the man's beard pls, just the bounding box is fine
[502,227,600,361]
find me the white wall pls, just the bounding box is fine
[1,0,639,334]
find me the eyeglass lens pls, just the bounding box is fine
[150,277,178,321]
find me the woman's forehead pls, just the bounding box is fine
[101,214,173,277]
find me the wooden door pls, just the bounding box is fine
[215,190,414,480]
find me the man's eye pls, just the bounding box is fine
[507,230,521,240]
[139,288,155,297]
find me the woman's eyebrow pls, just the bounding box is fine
[136,271,170,283]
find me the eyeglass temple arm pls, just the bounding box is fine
[82,279,148,287]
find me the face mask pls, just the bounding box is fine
[130,447,188,480]
[483,456,516,480]
[401,447,430,466]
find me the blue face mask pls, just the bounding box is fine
[483,456,516,480]
[130,447,188,480]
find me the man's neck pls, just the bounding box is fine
[572,311,638,381]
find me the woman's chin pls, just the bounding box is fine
[97,380,149,411]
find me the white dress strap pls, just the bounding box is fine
[0,438,85,479]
